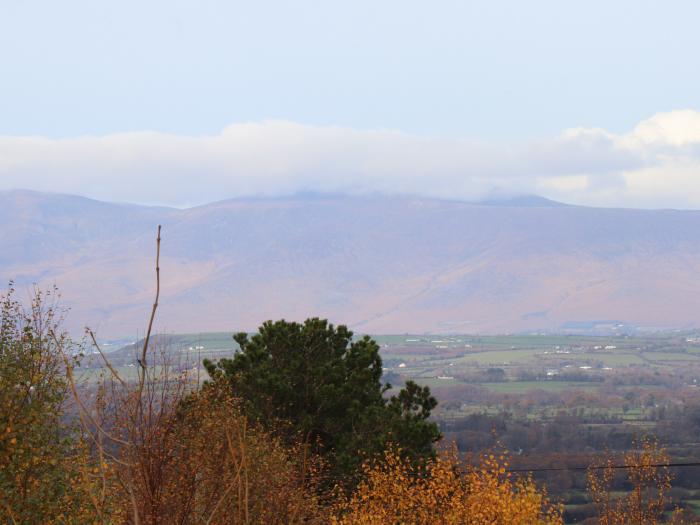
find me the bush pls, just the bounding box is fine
[331,446,563,524]
[0,285,101,524]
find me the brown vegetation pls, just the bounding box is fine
[3,228,700,524]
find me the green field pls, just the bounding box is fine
[477,381,600,394]
[96,330,700,419]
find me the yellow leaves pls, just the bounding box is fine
[588,437,674,525]
[332,446,563,525]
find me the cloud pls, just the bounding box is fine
[625,110,700,148]
[1,110,699,209]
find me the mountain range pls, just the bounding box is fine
[2,189,700,338]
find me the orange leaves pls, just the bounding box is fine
[331,446,563,525]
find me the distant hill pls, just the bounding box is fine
[2,189,700,338]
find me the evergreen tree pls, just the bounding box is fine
[204,318,440,483]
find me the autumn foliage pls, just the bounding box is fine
[0,286,102,524]
[588,437,682,525]
[66,342,323,524]
[2,232,699,525]
[332,447,562,525]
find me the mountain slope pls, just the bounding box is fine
[2,190,700,337]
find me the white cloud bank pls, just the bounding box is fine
[1,110,700,209]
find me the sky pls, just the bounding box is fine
[1,0,700,209]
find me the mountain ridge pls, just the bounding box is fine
[2,189,700,338]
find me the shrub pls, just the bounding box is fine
[331,446,563,525]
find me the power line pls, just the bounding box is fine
[507,461,700,474]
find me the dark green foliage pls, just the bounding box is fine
[204,318,441,483]
[386,380,439,461]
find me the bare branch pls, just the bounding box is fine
[140,224,161,371]
[87,328,126,387]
